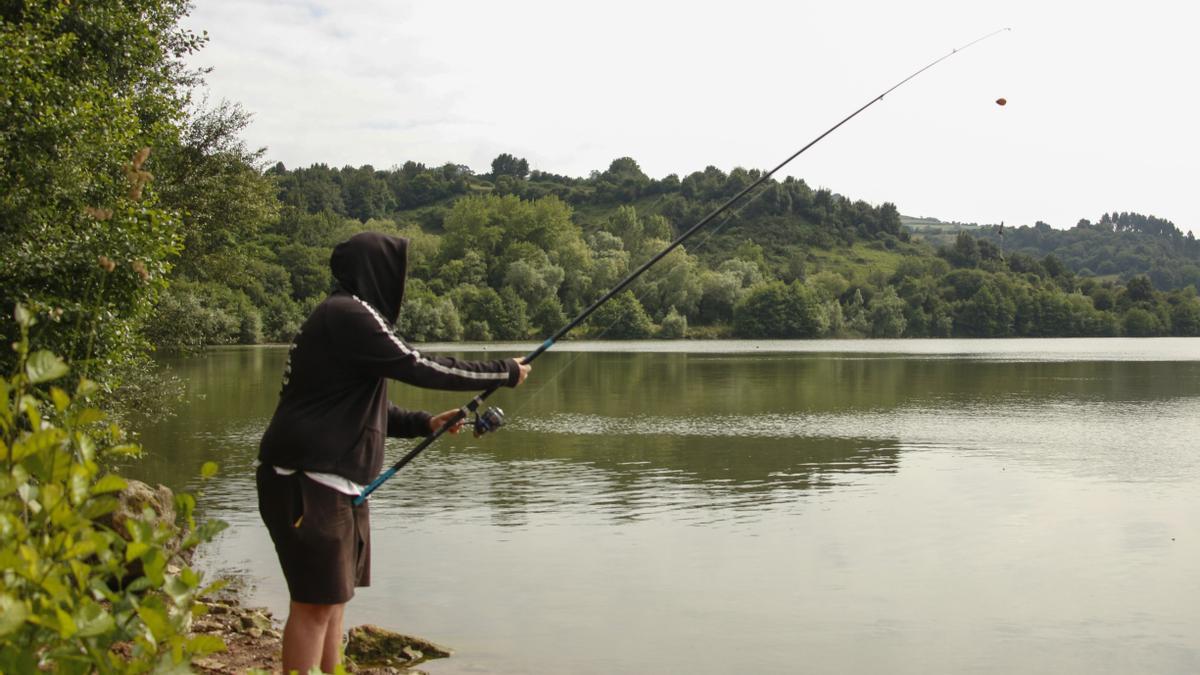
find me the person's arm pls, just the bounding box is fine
[386,403,433,438]
[333,296,521,390]
[387,405,470,438]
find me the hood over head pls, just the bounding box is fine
[330,232,408,323]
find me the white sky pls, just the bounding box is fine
[182,0,1199,234]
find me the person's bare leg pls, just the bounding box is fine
[319,602,346,673]
[282,600,344,673]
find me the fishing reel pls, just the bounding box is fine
[473,406,506,437]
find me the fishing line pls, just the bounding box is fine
[357,27,1011,505]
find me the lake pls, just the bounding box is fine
[131,339,1200,674]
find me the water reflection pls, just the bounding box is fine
[130,342,1200,503]
[125,341,1200,675]
[368,434,902,529]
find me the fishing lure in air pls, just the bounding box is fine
[354,27,1012,505]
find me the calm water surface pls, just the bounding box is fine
[131,339,1200,674]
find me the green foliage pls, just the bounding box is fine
[144,281,264,351]
[631,244,704,320]
[451,286,530,341]
[170,153,1200,345]
[154,101,280,281]
[869,287,907,338]
[969,212,1200,290]
[0,0,202,374]
[588,292,654,339]
[1122,307,1164,337]
[842,289,870,336]
[0,307,226,672]
[954,281,1016,337]
[1169,295,1200,336]
[529,297,567,337]
[396,281,463,342]
[490,154,530,180]
[697,269,743,325]
[657,307,688,339]
[732,282,824,338]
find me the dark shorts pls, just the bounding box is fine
[256,465,371,605]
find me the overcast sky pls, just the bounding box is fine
[182,0,1199,234]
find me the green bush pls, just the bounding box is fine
[1122,307,1163,337]
[396,293,464,343]
[587,291,654,339]
[657,307,687,339]
[0,305,227,672]
[732,281,824,338]
[145,281,264,351]
[529,297,568,337]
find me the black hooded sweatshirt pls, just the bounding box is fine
[258,232,520,485]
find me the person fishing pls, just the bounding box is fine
[256,231,531,673]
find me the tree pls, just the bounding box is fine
[633,244,703,319]
[657,306,688,338]
[1124,275,1155,303]
[869,287,907,338]
[955,282,1015,337]
[503,256,565,308]
[276,164,344,214]
[530,297,567,336]
[1122,307,1162,336]
[153,101,280,280]
[843,289,869,335]
[595,157,650,201]
[491,153,529,179]
[440,196,507,262]
[340,165,394,221]
[1170,297,1200,336]
[732,281,823,338]
[608,206,644,252]
[946,232,981,268]
[697,269,743,325]
[587,291,654,339]
[1,0,203,373]
[397,285,463,342]
[807,271,851,303]
[451,285,528,340]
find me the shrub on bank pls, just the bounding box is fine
[0,305,227,672]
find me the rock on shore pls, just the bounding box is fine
[189,595,451,674]
[345,624,453,672]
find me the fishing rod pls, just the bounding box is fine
[354,27,1010,505]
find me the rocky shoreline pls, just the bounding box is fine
[109,479,450,673]
[189,591,452,674]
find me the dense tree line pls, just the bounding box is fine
[970,213,1200,290]
[265,156,906,248]
[144,155,920,347]
[147,154,1200,347]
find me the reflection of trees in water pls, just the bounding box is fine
[387,434,902,528]
[503,351,1200,418]
[130,347,285,489]
[129,347,1200,523]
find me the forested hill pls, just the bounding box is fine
[145,152,1200,350]
[967,214,1200,290]
[267,155,906,266]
